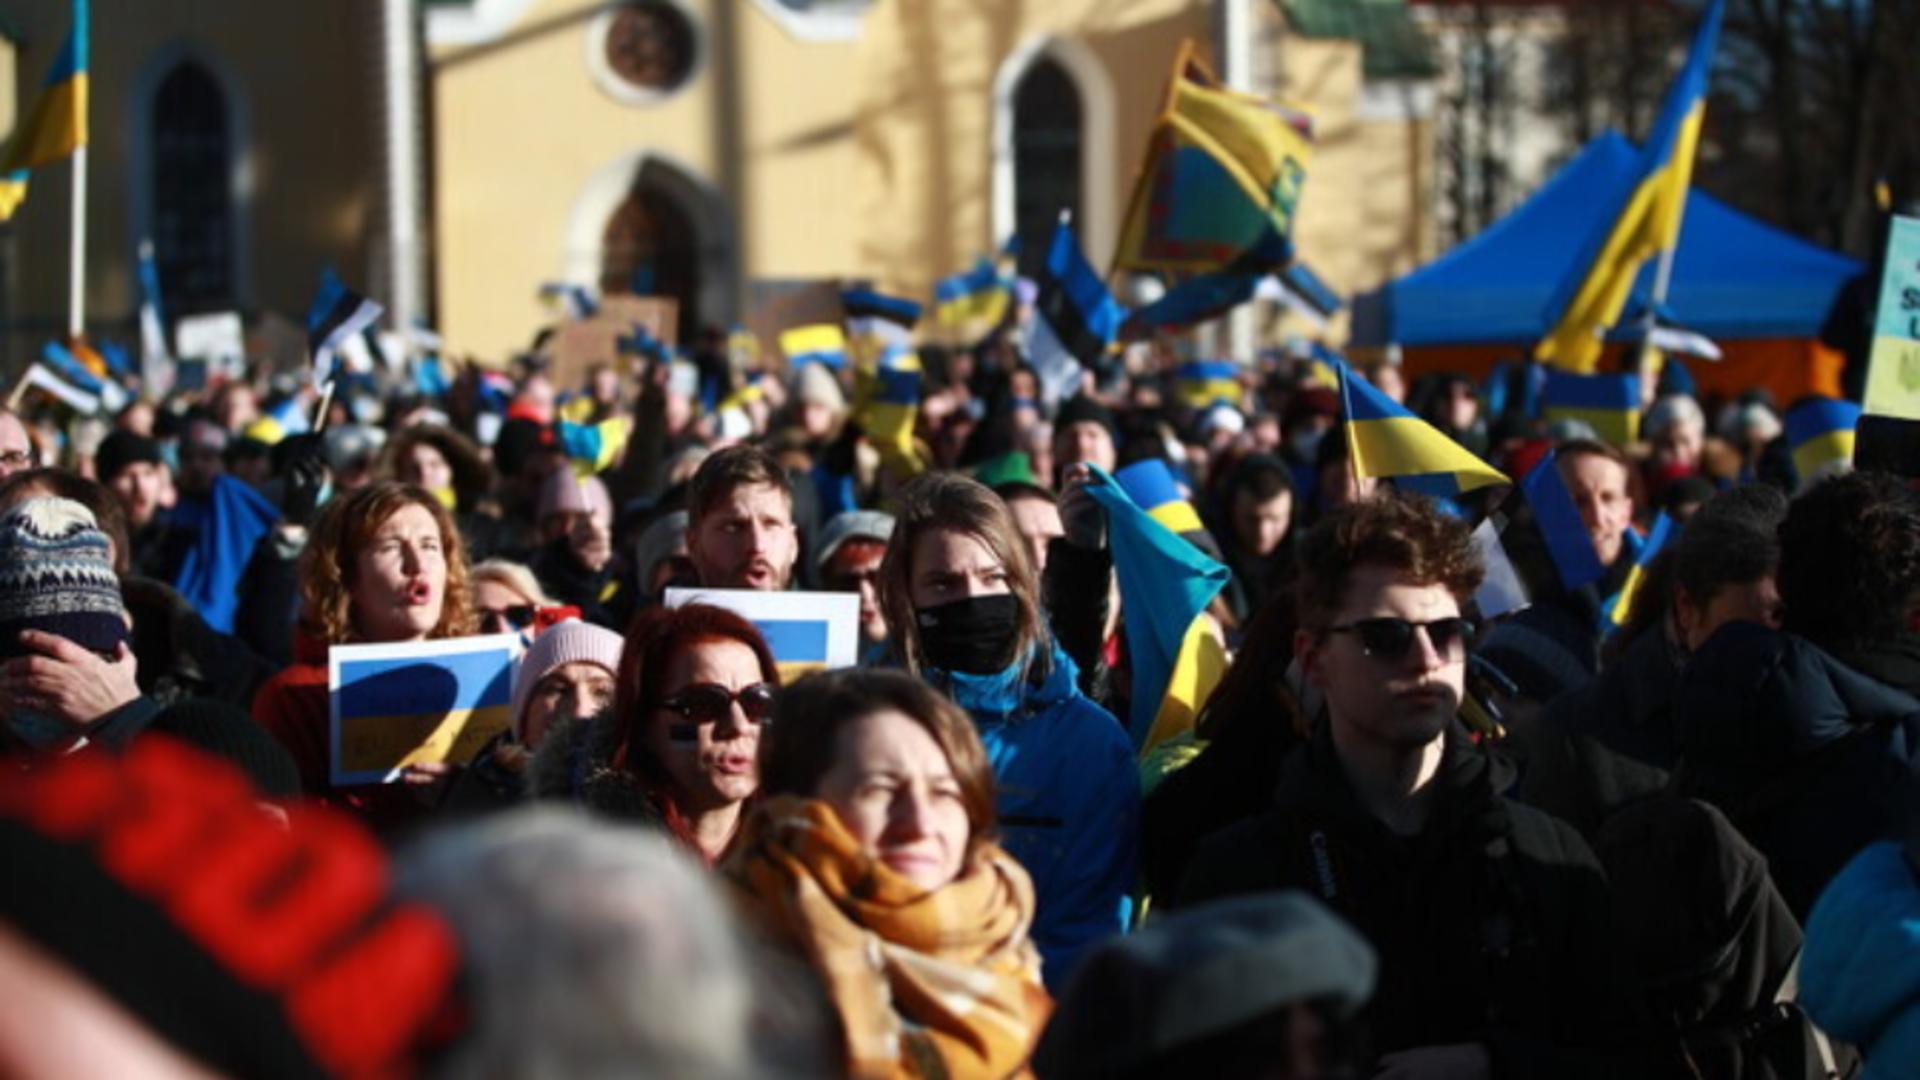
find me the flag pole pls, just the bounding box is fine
[67,144,85,339]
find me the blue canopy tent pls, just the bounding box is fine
[1350,131,1863,403]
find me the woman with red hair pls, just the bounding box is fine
[531,603,778,865]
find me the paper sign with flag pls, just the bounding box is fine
[1084,463,1230,756]
[1535,0,1722,372]
[329,634,521,786]
[662,588,860,683]
[1337,356,1507,496]
[1785,397,1861,487]
[1856,215,1920,476]
[307,269,384,381]
[0,0,87,221]
[1027,218,1126,410]
[1542,369,1641,445]
[1603,511,1674,630]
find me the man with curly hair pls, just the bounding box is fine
[1176,492,1638,1079]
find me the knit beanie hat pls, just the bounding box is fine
[0,738,465,1078]
[1054,394,1117,439]
[511,619,625,735]
[94,430,163,484]
[0,497,128,662]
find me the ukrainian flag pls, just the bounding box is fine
[1542,369,1642,445]
[1338,357,1508,496]
[331,640,517,785]
[1603,511,1674,629]
[1174,360,1242,411]
[0,0,88,220]
[934,259,1012,329]
[757,618,834,684]
[1785,396,1861,486]
[557,417,631,476]
[1535,0,1722,372]
[1115,459,1206,540]
[1114,41,1314,275]
[779,323,848,371]
[1520,450,1609,591]
[1085,463,1230,758]
[854,347,925,477]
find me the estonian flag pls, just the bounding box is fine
[137,239,172,387]
[1122,269,1264,338]
[1257,262,1343,332]
[1785,396,1860,488]
[1026,217,1126,410]
[1337,356,1507,497]
[1085,461,1230,757]
[307,269,384,382]
[1535,0,1722,372]
[39,341,123,413]
[0,0,87,221]
[1541,369,1642,445]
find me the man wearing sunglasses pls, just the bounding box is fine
[1177,493,1636,1079]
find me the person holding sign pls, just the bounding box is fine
[531,603,778,866]
[251,481,477,830]
[878,471,1139,988]
[729,669,1051,1079]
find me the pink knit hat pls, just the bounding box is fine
[511,619,625,734]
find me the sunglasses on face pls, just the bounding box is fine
[479,605,536,631]
[658,682,776,726]
[1325,616,1474,661]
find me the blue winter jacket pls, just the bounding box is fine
[927,643,1140,989]
[1801,842,1920,1079]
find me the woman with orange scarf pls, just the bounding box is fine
[729,669,1051,1079]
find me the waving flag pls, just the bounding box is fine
[307,269,384,381]
[1603,511,1675,629]
[934,259,1011,329]
[1086,461,1230,757]
[855,350,925,477]
[1174,360,1242,410]
[39,341,122,413]
[557,417,632,477]
[1114,40,1314,275]
[1259,262,1343,331]
[539,282,597,321]
[1542,369,1642,445]
[779,323,848,371]
[1520,451,1608,592]
[0,0,88,221]
[171,474,281,635]
[1535,0,1723,372]
[1338,357,1507,496]
[1122,269,1265,339]
[1026,218,1126,410]
[1785,397,1861,488]
[136,239,173,387]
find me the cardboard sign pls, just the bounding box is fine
[328,633,521,786]
[747,279,846,377]
[545,295,678,389]
[662,588,860,682]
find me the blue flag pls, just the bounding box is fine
[170,474,281,635]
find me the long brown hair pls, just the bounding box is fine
[876,471,1049,677]
[609,603,780,792]
[759,669,997,857]
[299,481,477,644]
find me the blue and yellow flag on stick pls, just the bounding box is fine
[1785,396,1861,487]
[1520,450,1608,592]
[1174,360,1242,410]
[1085,462,1230,758]
[0,0,88,221]
[854,351,926,477]
[1535,0,1722,372]
[1114,40,1314,275]
[557,417,632,477]
[1338,357,1508,496]
[1542,369,1642,445]
[779,323,848,371]
[1602,511,1674,630]
[934,259,1011,330]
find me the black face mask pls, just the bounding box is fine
[917,594,1022,676]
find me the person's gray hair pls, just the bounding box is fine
[1644,394,1706,441]
[395,809,766,1080]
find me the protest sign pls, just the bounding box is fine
[545,295,678,388]
[663,587,859,682]
[328,633,521,786]
[1856,215,1920,475]
[174,311,246,377]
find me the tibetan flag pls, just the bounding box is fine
[1114,41,1314,275]
[539,282,598,321]
[934,259,1011,329]
[170,473,282,635]
[1026,218,1126,410]
[1603,512,1675,629]
[1174,360,1242,410]
[1519,450,1608,591]
[1084,463,1230,757]
[1535,0,1722,372]
[307,269,384,381]
[1785,397,1861,487]
[328,635,520,786]
[1338,356,1507,496]
[0,0,88,221]
[780,323,848,371]
[557,416,631,476]
[1542,369,1642,445]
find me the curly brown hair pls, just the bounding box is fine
[1295,491,1483,632]
[299,481,477,644]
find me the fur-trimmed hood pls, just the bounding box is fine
[526,709,669,828]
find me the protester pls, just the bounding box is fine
[1558,438,1640,584]
[0,407,35,479]
[813,509,894,664]
[632,507,695,605]
[730,669,1051,1078]
[250,480,477,830]
[994,480,1065,575]
[470,557,553,635]
[878,470,1138,986]
[687,444,800,591]
[531,603,777,866]
[382,423,505,559]
[1178,492,1639,1077]
[1213,452,1297,625]
[1052,394,1118,478]
[529,470,620,627]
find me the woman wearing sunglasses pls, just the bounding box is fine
[251,481,477,831]
[729,669,1051,1079]
[878,471,1139,989]
[470,559,552,636]
[531,603,778,865]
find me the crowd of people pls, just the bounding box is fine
[0,309,1917,1080]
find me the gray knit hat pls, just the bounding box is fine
[814,510,895,573]
[0,497,128,661]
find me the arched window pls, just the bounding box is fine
[1011,58,1081,279]
[600,161,702,334]
[150,62,233,315]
